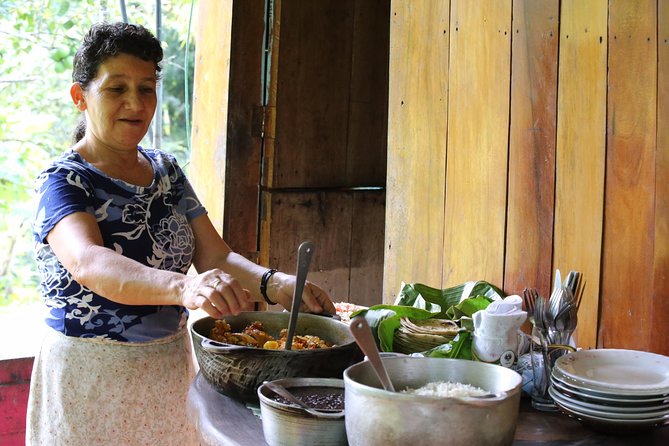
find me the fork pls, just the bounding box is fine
[522,288,538,323]
[534,295,548,333]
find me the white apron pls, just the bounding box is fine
[26,328,199,446]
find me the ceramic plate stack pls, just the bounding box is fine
[393,317,459,354]
[549,349,669,434]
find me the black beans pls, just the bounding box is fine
[271,386,345,411]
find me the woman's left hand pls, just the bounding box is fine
[269,272,336,314]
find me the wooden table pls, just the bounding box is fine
[187,373,669,446]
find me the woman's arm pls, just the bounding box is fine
[46,211,249,319]
[190,214,336,314]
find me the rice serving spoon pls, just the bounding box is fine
[349,316,396,392]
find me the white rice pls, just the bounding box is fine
[401,381,487,398]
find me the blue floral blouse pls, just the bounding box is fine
[32,147,207,342]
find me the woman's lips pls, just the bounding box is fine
[119,118,144,126]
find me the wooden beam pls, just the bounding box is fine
[553,0,608,349]
[384,0,450,301]
[505,0,559,300]
[443,0,512,287]
[653,0,669,353]
[601,0,657,350]
[190,0,233,236]
[222,0,266,260]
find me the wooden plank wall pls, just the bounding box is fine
[262,190,385,304]
[271,0,354,189]
[347,0,390,185]
[192,0,388,308]
[191,0,667,353]
[264,0,387,188]
[386,0,668,354]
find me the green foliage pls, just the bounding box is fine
[0,0,197,305]
[355,281,504,355]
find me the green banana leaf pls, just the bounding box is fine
[395,281,505,318]
[352,280,505,354]
[352,305,438,351]
[424,331,473,359]
[447,295,493,321]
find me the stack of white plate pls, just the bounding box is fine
[549,349,669,434]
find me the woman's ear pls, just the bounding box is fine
[70,83,86,111]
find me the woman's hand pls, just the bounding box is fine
[189,216,335,315]
[269,272,336,314]
[182,270,255,319]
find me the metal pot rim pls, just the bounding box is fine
[191,312,356,355]
[258,377,345,418]
[344,356,522,402]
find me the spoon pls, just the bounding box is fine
[264,381,344,418]
[284,240,314,350]
[349,316,396,392]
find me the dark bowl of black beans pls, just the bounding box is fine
[258,377,347,446]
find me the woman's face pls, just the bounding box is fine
[74,53,157,150]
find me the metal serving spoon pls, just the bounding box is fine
[284,240,314,350]
[264,381,344,418]
[349,316,396,392]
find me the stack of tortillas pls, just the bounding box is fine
[393,317,460,354]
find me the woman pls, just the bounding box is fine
[27,22,335,445]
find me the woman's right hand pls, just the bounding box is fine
[182,270,252,319]
[267,271,336,314]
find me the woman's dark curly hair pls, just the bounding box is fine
[72,22,163,143]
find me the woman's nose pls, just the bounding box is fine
[124,90,144,110]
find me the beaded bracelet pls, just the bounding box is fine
[260,268,278,305]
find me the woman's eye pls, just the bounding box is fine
[141,87,155,94]
[108,86,124,93]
